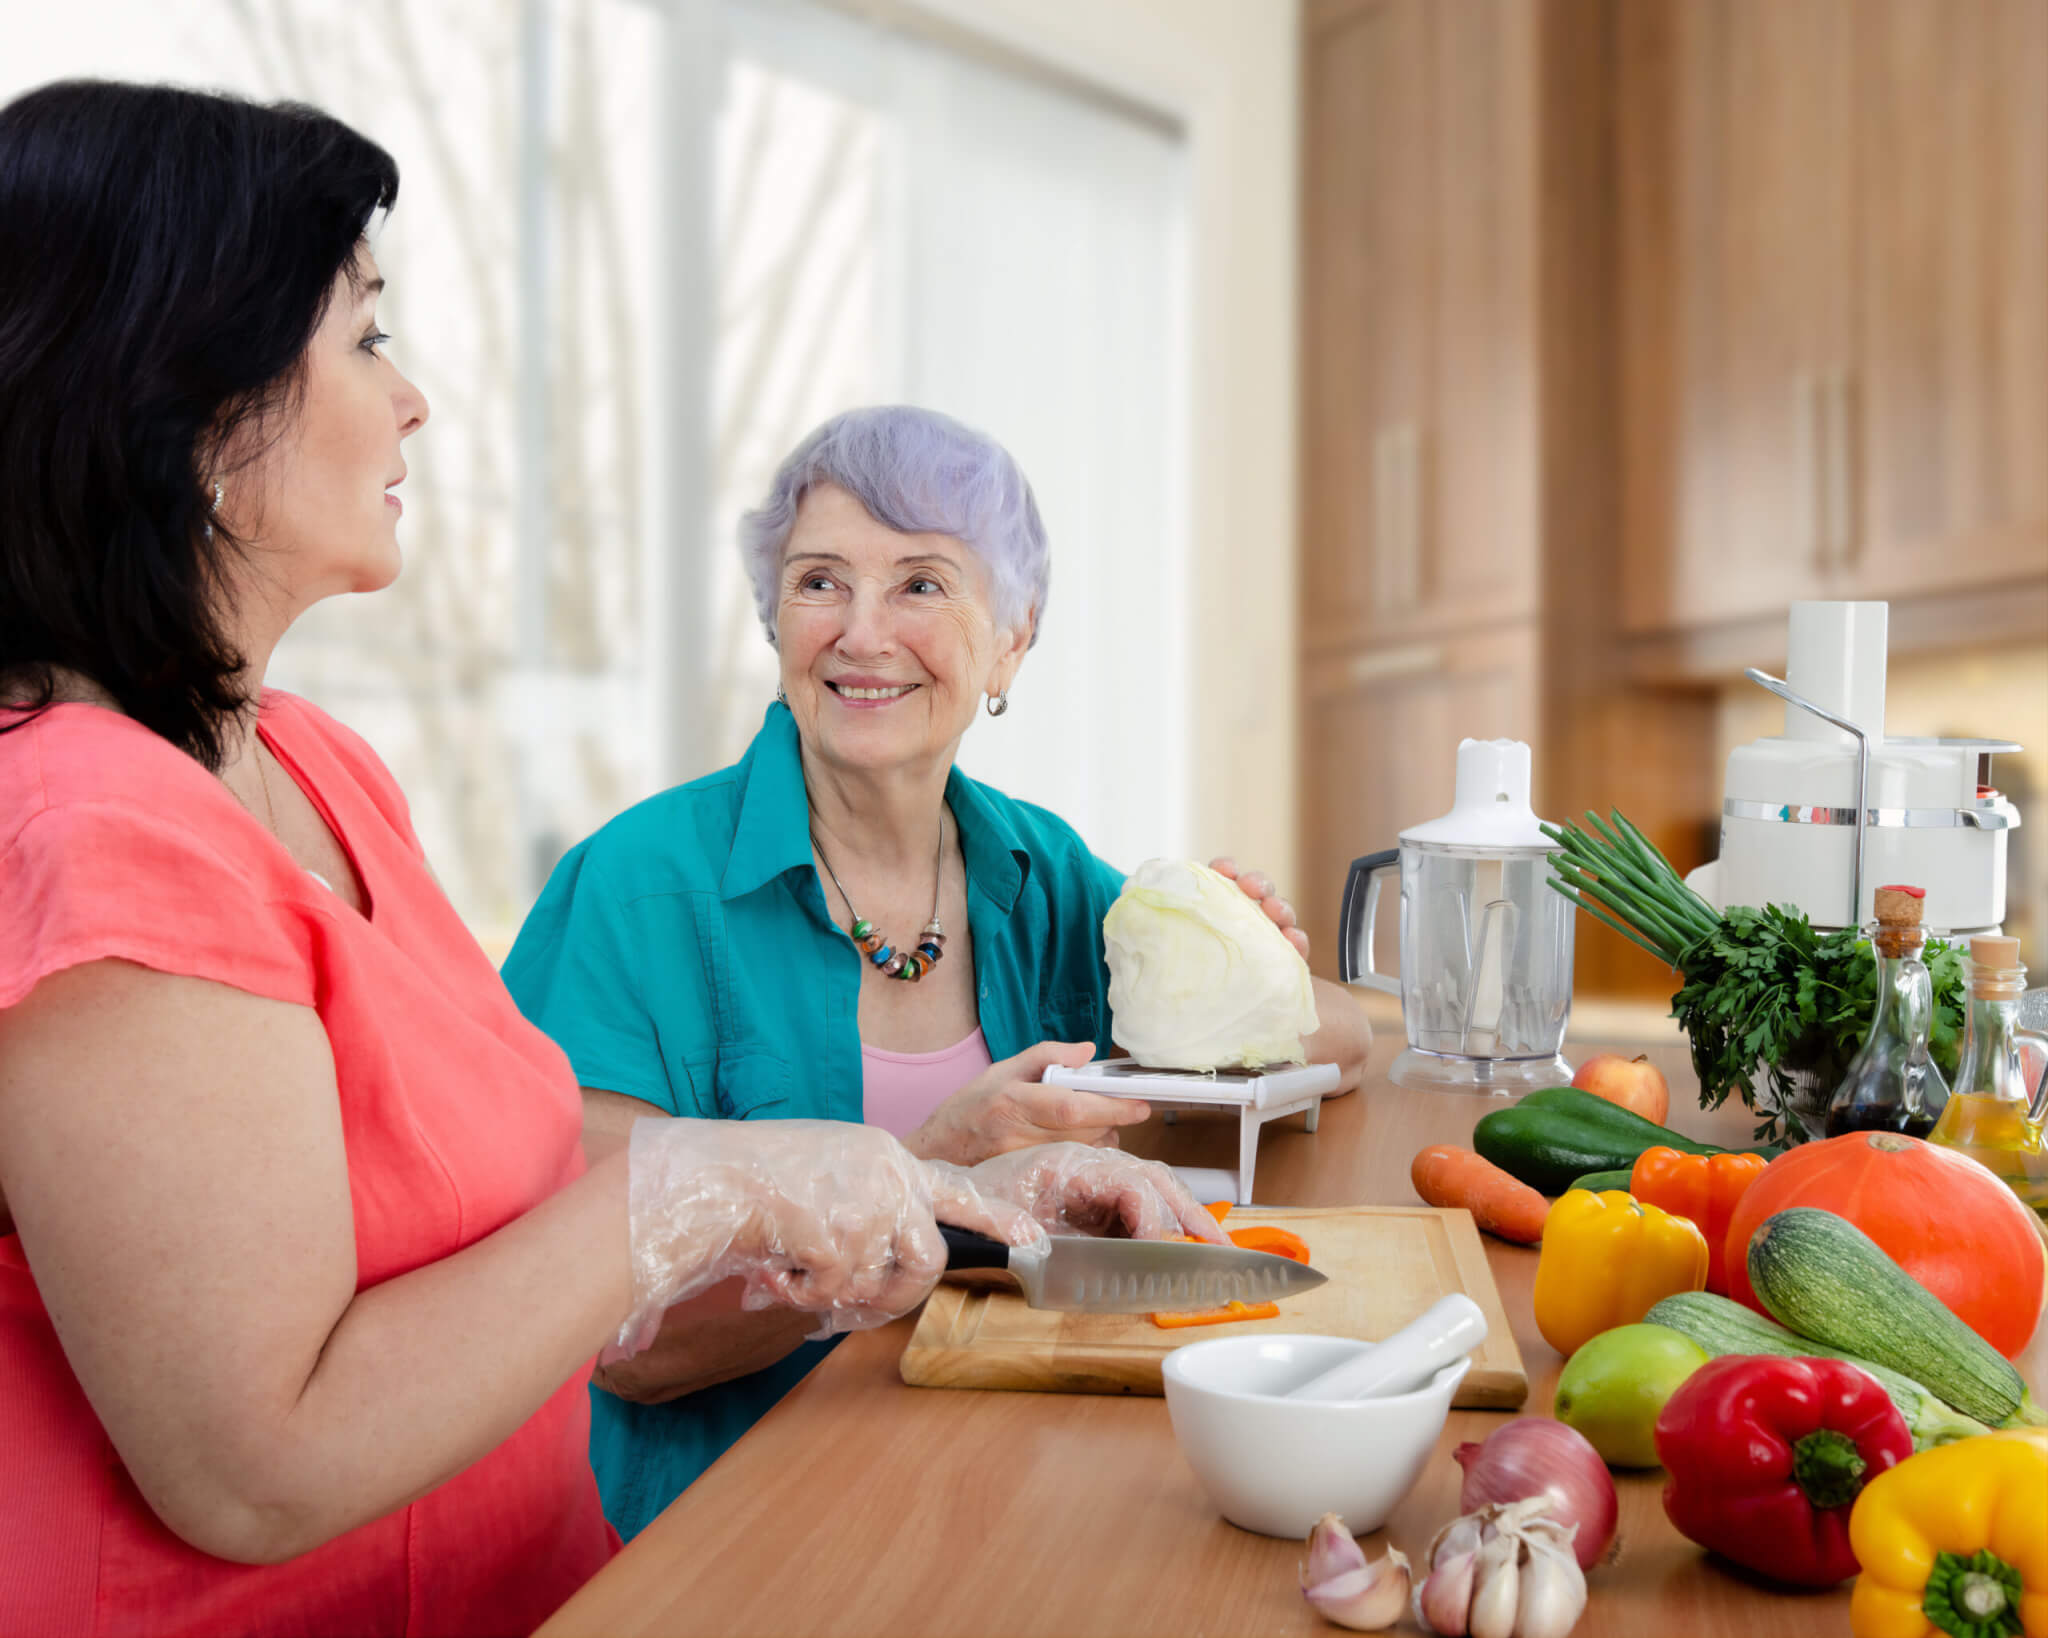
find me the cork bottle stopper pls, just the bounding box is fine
[1968,934,2024,1000]
[1873,885,1925,928]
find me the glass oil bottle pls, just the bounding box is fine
[1825,885,1949,1140]
[1928,934,2048,1220]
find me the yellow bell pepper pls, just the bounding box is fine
[1531,1188,1708,1356]
[1849,1426,2047,1638]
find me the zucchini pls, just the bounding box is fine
[1746,1208,2048,1429]
[1566,1167,1637,1194]
[1473,1086,1777,1196]
[1644,1290,1991,1448]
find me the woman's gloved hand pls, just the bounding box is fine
[616,1118,1045,1355]
[952,1142,1229,1243]
[906,1040,1151,1166]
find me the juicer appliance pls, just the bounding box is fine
[1687,601,2023,935]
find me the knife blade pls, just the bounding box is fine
[938,1224,1327,1314]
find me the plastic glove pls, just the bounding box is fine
[951,1142,1229,1243]
[616,1117,1045,1355]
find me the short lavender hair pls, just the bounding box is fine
[739,406,1049,648]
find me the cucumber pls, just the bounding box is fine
[1644,1290,1991,1448]
[1566,1168,1638,1194]
[1746,1208,2048,1429]
[1473,1087,1777,1196]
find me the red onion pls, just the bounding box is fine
[1454,1418,1618,1570]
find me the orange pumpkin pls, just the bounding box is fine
[1723,1132,2045,1358]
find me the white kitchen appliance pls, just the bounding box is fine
[1689,601,2023,934]
[1338,739,1577,1093]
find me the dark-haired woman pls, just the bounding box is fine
[0,80,1218,1637]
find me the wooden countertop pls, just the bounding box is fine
[537,1043,2048,1638]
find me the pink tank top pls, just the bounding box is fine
[862,1028,995,1139]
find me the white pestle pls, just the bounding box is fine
[1285,1293,1489,1402]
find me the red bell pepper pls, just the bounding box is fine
[1654,1354,1912,1587]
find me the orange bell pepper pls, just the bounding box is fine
[1628,1146,1768,1297]
[1223,1225,1312,1264]
[1151,1221,1311,1326]
[1150,1299,1283,1330]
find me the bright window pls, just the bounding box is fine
[7,0,1189,947]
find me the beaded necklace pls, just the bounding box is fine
[812,823,948,981]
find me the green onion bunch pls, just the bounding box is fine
[1541,811,1964,1144]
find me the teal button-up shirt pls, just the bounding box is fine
[503,702,1126,1539]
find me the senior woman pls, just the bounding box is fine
[504,406,1374,1537]
[0,84,1216,1637]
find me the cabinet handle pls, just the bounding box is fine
[1399,423,1424,608]
[1825,371,1858,567]
[1372,428,1398,613]
[1797,371,1827,569]
[1371,423,1423,613]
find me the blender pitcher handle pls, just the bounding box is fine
[1339,850,1402,994]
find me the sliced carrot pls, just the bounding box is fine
[1410,1143,1549,1245]
[1203,1199,1233,1224]
[1225,1225,1311,1264]
[1149,1299,1282,1330]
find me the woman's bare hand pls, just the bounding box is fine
[903,1041,1149,1167]
[1209,856,1310,957]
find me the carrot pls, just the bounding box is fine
[1149,1300,1282,1330]
[1410,1144,1550,1245]
[1203,1200,1233,1225]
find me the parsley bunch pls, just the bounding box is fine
[1544,812,1965,1144]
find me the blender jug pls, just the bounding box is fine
[1338,739,1576,1093]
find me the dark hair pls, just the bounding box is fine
[0,80,399,770]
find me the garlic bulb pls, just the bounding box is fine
[1413,1498,1587,1638]
[1103,859,1319,1071]
[1298,1514,1410,1631]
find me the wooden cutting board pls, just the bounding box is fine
[899,1204,1527,1407]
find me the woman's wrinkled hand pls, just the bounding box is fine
[904,1040,1149,1167]
[613,1118,1044,1355]
[1209,856,1310,958]
[952,1142,1229,1243]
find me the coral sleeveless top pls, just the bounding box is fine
[0,692,616,1636]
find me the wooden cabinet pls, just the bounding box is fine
[1850,0,2048,596]
[1620,0,2047,634]
[1619,0,1854,631]
[1300,0,1537,652]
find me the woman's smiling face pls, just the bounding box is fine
[776,483,1031,776]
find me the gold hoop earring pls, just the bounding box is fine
[986,691,1009,718]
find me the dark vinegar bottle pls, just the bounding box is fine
[1824,884,1949,1141]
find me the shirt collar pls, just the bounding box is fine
[719,702,1030,913]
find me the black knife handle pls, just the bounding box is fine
[939,1222,1014,1271]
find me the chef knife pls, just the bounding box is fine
[939,1224,1327,1313]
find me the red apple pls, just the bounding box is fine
[1571,1053,1669,1125]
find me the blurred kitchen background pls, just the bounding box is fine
[11,0,2044,1007]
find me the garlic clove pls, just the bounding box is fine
[1302,1545,1411,1632]
[1301,1512,1369,1589]
[1422,1510,1486,1572]
[1414,1546,1478,1635]
[1466,1530,1522,1638]
[1510,1535,1589,1638]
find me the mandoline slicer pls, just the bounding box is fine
[1040,1060,1342,1205]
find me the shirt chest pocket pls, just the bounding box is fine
[706,1049,794,1121]
[1040,990,1106,1053]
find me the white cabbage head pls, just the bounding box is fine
[1103,859,1320,1071]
